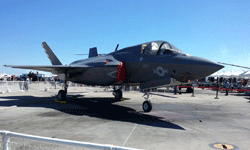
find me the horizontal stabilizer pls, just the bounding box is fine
[42,42,62,65]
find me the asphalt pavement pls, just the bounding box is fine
[0,85,249,150]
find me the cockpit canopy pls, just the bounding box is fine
[141,41,182,55]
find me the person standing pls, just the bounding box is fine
[225,80,229,96]
[19,78,24,91]
[173,86,177,95]
[26,77,29,90]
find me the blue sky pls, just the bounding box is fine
[1,0,250,76]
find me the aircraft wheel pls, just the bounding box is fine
[114,89,122,100]
[58,90,66,101]
[142,101,152,112]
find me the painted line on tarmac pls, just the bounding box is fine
[0,105,17,110]
[122,124,137,147]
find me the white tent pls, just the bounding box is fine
[227,69,244,77]
[216,71,223,78]
[234,70,245,77]
[217,70,229,77]
[215,70,246,78]
[208,71,219,77]
[239,70,250,78]
[228,69,237,77]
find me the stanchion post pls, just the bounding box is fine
[191,85,195,97]
[215,79,219,99]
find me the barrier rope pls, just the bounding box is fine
[177,85,250,92]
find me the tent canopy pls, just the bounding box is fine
[208,70,246,78]
[239,70,250,78]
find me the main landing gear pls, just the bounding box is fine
[57,76,68,101]
[58,90,66,101]
[142,91,152,112]
[113,88,123,100]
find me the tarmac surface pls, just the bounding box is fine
[0,84,249,150]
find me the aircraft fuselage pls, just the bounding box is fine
[68,41,223,89]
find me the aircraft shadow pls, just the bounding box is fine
[230,93,249,97]
[228,93,250,102]
[245,97,250,101]
[0,95,185,130]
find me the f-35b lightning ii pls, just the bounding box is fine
[5,40,224,112]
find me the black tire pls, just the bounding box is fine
[58,90,66,101]
[142,101,152,112]
[114,89,122,100]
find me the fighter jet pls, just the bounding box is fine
[4,40,224,112]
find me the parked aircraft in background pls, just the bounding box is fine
[5,40,224,112]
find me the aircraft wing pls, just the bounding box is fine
[5,42,120,75]
[4,64,116,75]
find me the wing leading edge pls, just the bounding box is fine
[4,65,82,74]
[4,65,118,75]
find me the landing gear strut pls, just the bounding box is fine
[57,74,68,101]
[113,87,123,100]
[142,91,152,112]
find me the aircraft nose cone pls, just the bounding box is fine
[195,56,223,69]
[190,56,224,78]
[203,60,224,76]
[178,56,224,80]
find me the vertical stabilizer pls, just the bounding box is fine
[89,47,98,58]
[42,42,62,65]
